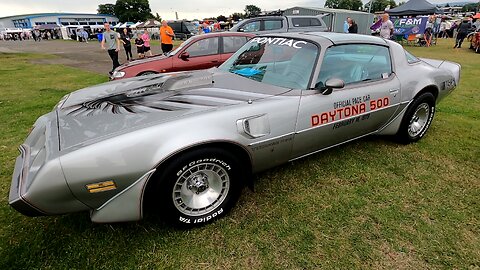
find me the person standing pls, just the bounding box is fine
[343,19,349,33]
[135,35,145,59]
[120,28,133,61]
[101,22,121,75]
[160,20,175,54]
[141,29,152,57]
[347,18,358,33]
[454,18,471,48]
[380,13,394,39]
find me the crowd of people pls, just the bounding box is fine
[2,13,478,76]
[101,20,175,75]
[368,12,479,49]
[1,29,61,41]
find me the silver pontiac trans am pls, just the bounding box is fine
[10,32,460,227]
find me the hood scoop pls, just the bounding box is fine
[60,72,220,116]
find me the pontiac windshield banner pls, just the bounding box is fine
[393,16,428,36]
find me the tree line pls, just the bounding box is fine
[100,0,479,23]
[324,0,400,13]
[97,0,264,22]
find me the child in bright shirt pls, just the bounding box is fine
[141,30,152,57]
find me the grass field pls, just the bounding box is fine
[0,39,479,269]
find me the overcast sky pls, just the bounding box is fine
[0,0,474,20]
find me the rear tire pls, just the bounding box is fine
[396,92,436,144]
[151,147,245,227]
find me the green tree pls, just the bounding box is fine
[364,0,397,12]
[97,4,116,15]
[462,3,478,12]
[114,0,152,22]
[230,12,245,21]
[217,15,227,22]
[244,5,261,17]
[325,0,363,11]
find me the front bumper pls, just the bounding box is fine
[9,144,46,216]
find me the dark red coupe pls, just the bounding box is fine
[111,32,254,80]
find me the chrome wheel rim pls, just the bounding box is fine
[408,103,430,137]
[172,162,230,216]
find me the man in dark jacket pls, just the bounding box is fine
[454,18,471,48]
[348,18,358,33]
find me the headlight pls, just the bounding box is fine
[112,71,126,78]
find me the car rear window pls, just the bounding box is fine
[223,36,248,53]
[292,18,322,27]
[264,20,283,30]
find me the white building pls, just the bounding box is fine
[0,13,119,29]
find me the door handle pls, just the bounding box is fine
[389,89,399,94]
[211,60,218,63]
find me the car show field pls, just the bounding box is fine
[0,38,479,269]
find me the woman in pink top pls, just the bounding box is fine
[141,30,152,56]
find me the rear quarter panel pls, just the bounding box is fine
[388,41,455,103]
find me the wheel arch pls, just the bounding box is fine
[137,70,159,76]
[414,84,438,102]
[142,141,253,207]
[378,85,438,136]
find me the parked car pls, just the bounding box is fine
[168,20,197,40]
[229,15,329,34]
[111,32,254,80]
[10,32,460,227]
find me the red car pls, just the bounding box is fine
[111,32,254,80]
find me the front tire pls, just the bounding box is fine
[396,92,436,144]
[151,147,245,227]
[138,71,158,76]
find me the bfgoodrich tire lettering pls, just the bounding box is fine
[153,147,245,227]
[396,92,436,143]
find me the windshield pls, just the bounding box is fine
[184,22,197,32]
[219,37,319,89]
[167,37,194,56]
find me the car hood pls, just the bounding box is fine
[56,69,289,150]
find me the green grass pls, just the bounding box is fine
[0,39,479,269]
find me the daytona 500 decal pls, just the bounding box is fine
[311,96,390,127]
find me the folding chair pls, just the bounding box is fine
[406,34,418,46]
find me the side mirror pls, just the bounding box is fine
[180,52,190,60]
[238,28,244,32]
[321,78,344,95]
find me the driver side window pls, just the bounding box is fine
[185,37,219,57]
[316,44,392,88]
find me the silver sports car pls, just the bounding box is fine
[9,32,460,227]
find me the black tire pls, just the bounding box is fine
[150,147,245,227]
[139,71,158,76]
[396,92,436,144]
